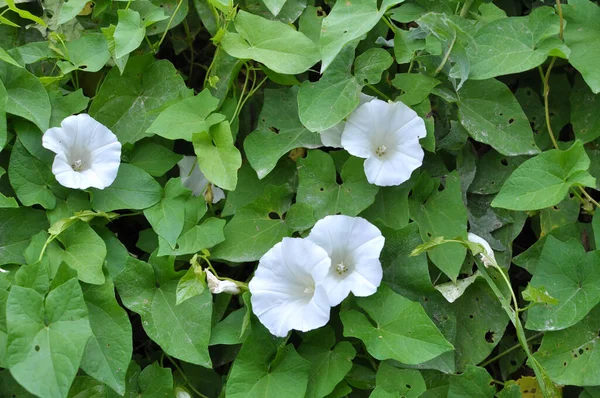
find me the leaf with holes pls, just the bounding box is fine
[244,86,322,179]
[458,79,540,156]
[297,150,378,221]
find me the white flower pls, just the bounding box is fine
[174,387,191,398]
[306,215,385,306]
[205,269,241,295]
[42,114,122,190]
[178,156,225,203]
[341,99,426,186]
[467,232,496,267]
[320,93,375,148]
[249,238,332,337]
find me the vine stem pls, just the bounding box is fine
[156,0,184,51]
[476,256,558,398]
[539,0,599,210]
[165,354,210,398]
[459,0,475,17]
[434,35,456,76]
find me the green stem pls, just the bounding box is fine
[155,0,184,51]
[459,0,475,17]
[165,355,210,398]
[476,260,558,397]
[365,84,391,101]
[434,35,456,76]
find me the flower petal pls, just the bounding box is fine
[178,155,209,197]
[320,122,345,148]
[363,144,423,186]
[249,238,332,336]
[307,215,384,305]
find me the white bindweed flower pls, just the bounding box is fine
[467,233,496,267]
[249,238,332,337]
[205,269,241,295]
[42,114,122,190]
[306,215,385,306]
[341,99,426,186]
[320,93,375,148]
[178,156,225,203]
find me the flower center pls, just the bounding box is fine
[303,286,315,295]
[71,158,84,172]
[375,145,387,157]
[336,263,349,275]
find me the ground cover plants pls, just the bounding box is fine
[0,0,600,396]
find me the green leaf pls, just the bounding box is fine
[0,62,50,132]
[525,237,600,331]
[91,164,163,212]
[226,321,311,398]
[521,284,559,306]
[67,376,108,397]
[6,280,92,398]
[319,0,403,72]
[0,207,48,266]
[159,217,226,257]
[297,327,356,398]
[8,139,57,209]
[468,7,562,80]
[49,89,89,129]
[115,256,212,367]
[146,89,225,141]
[298,44,362,132]
[193,121,242,191]
[57,223,107,285]
[211,185,295,262]
[297,150,378,220]
[221,10,320,75]
[360,183,411,230]
[392,73,441,106]
[210,308,247,346]
[80,279,132,395]
[244,86,322,179]
[447,365,496,398]
[0,46,22,68]
[144,178,188,249]
[0,79,7,151]
[4,0,47,26]
[371,362,426,398]
[137,362,174,396]
[262,0,287,16]
[176,267,206,305]
[340,284,454,364]
[89,55,193,144]
[458,78,540,156]
[535,305,600,386]
[491,141,596,211]
[353,48,393,85]
[570,74,600,143]
[56,33,111,74]
[562,0,600,93]
[114,9,146,59]
[129,140,183,177]
[409,172,467,281]
[468,150,527,195]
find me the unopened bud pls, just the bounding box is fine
[206,270,241,294]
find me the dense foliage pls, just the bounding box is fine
[1,0,600,397]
